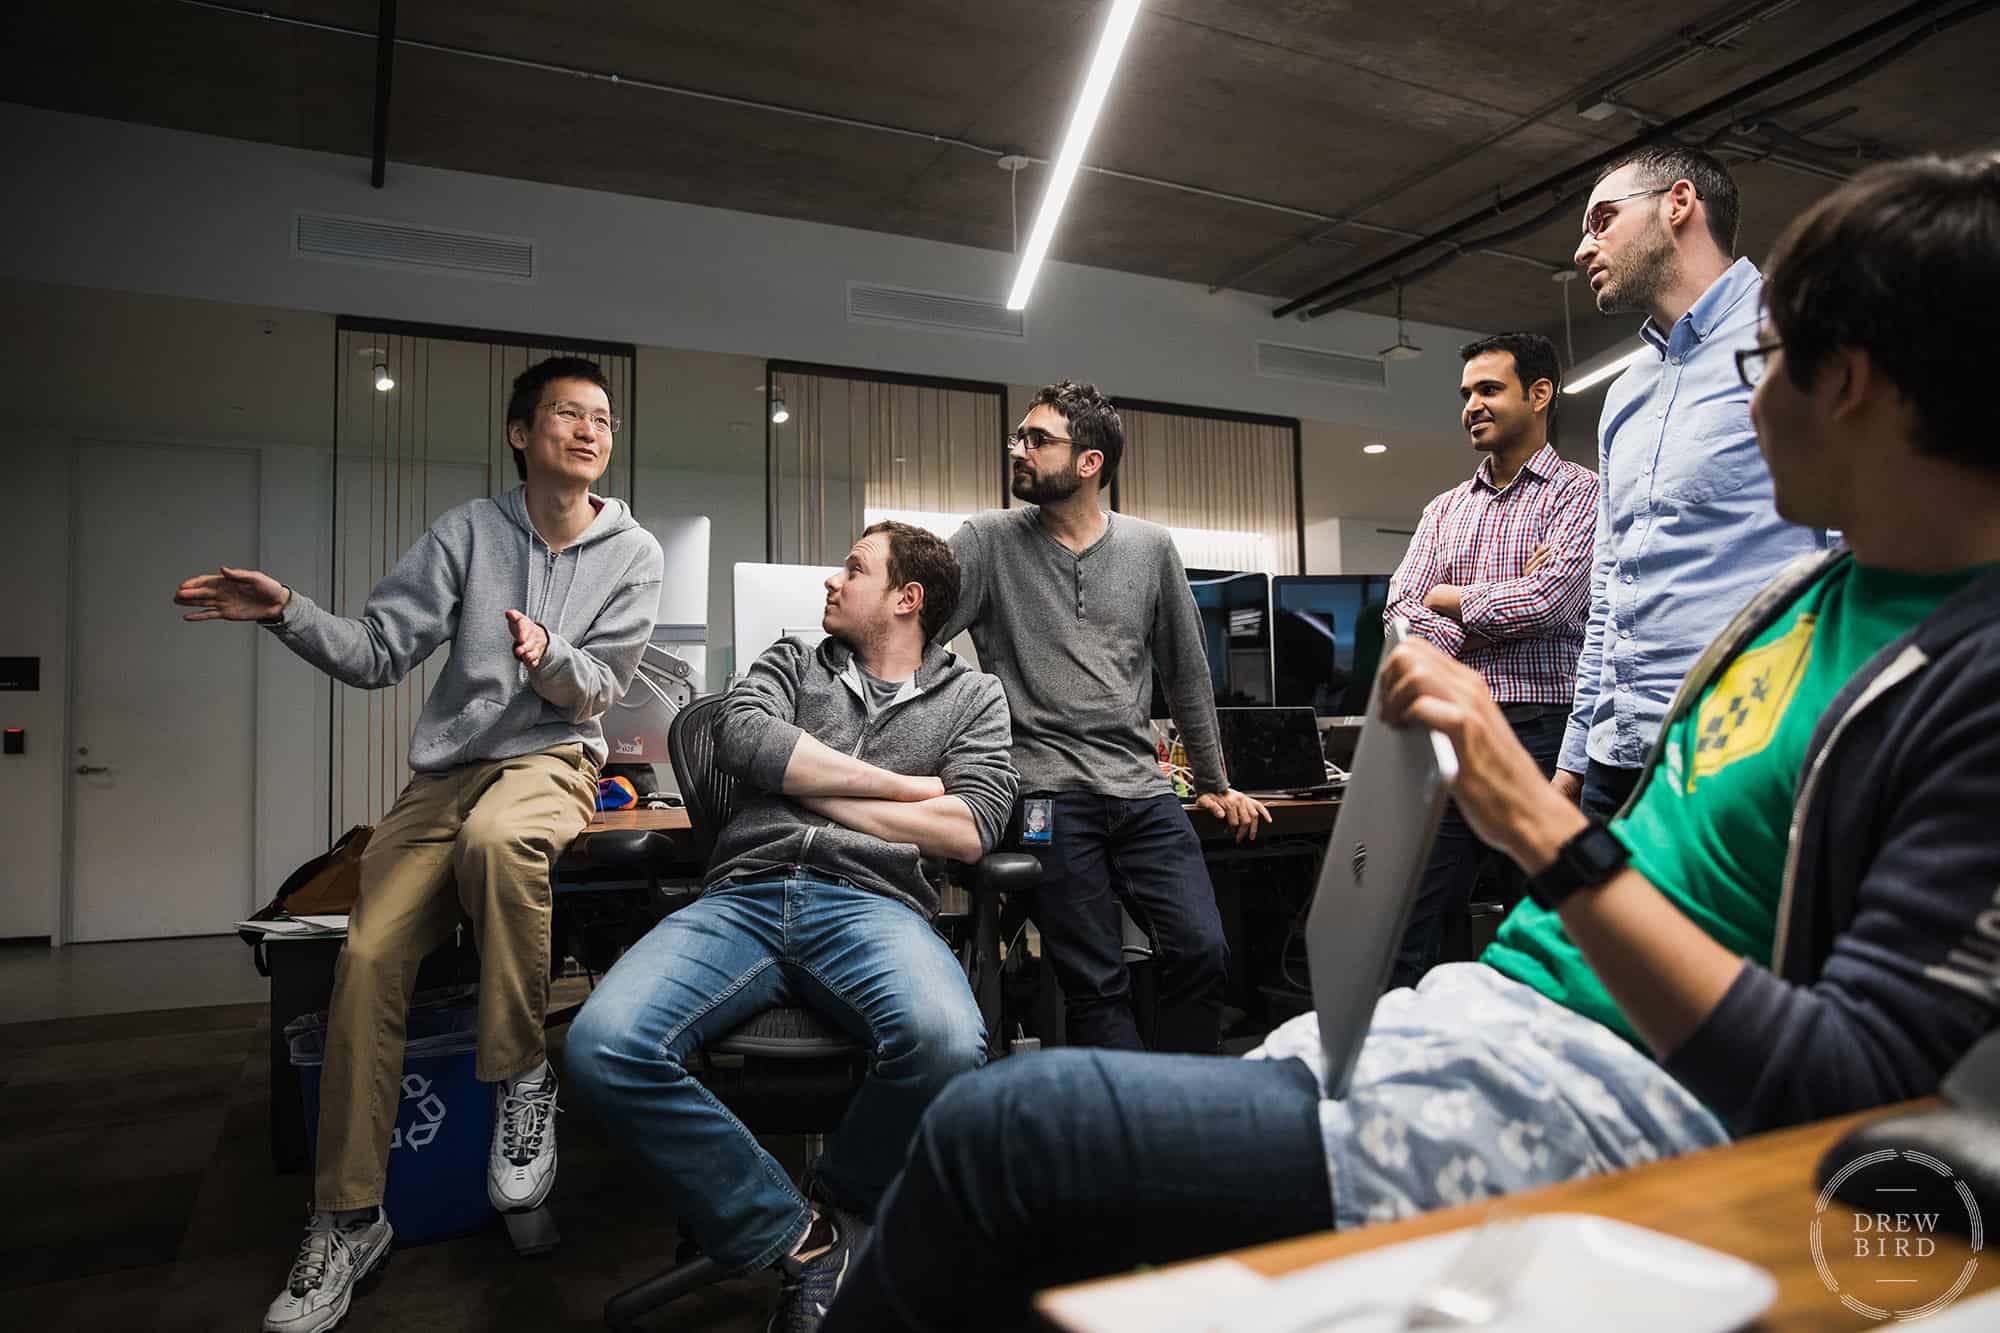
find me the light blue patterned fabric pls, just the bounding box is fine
[1248,964,1729,1228]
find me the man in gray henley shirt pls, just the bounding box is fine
[937,379,1270,1053]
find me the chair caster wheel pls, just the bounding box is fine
[503,1203,561,1255]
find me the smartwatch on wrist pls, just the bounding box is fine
[1526,820,1629,910]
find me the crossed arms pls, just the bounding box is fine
[712,641,1015,866]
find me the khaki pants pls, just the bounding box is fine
[313,745,598,1210]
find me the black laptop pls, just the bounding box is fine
[1214,707,1334,797]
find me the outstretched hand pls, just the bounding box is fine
[506,609,550,669]
[174,566,288,622]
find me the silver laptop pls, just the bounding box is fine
[1305,619,1458,1098]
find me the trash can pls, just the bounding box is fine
[285,987,496,1244]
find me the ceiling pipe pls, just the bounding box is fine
[1206,0,1803,294]
[1272,0,1967,322]
[1314,0,1993,322]
[369,0,396,188]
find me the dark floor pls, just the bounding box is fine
[0,981,784,1332]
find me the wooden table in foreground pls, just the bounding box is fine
[1039,1099,1995,1331]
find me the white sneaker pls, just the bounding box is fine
[261,1209,393,1333]
[489,1063,560,1211]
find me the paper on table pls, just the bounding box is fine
[1036,1258,1266,1333]
[293,915,350,931]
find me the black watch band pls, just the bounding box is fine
[1526,821,1630,910]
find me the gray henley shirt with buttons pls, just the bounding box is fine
[937,506,1228,799]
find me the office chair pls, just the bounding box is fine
[601,692,1037,1330]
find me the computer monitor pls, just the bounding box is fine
[1271,574,1395,716]
[1150,568,1272,720]
[731,562,838,683]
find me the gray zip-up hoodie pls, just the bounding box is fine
[267,487,663,771]
[708,635,1018,918]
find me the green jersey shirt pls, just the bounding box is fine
[1483,557,1994,1047]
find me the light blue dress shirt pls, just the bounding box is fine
[1559,257,1833,774]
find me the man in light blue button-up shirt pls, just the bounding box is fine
[1559,147,1833,818]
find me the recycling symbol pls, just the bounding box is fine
[389,1072,448,1152]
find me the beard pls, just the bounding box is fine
[1594,214,1679,316]
[1012,457,1083,504]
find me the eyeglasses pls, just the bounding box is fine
[1006,426,1074,452]
[1581,186,1676,238]
[542,400,620,435]
[1734,339,1783,389]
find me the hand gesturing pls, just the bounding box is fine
[174,566,288,622]
[506,609,550,669]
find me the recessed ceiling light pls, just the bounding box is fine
[1362,442,1389,455]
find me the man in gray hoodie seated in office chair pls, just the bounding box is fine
[565,519,1017,1333]
[175,356,663,1333]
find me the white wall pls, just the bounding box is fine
[0,282,336,939]
[0,105,1486,442]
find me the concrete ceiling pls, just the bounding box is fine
[9,0,1998,366]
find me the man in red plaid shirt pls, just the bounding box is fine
[1385,332,1599,988]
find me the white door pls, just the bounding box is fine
[68,442,260,941]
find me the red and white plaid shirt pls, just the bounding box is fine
[1386,443,1599,704]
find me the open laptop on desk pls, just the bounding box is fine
[1215,706,1337,798]
[1305,620,1457,1098]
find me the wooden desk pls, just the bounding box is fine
[566,806,696,868]
[1040,1100,1997,1331]
[580,807,690,835]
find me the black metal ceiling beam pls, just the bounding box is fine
[370,0,396,188]
[1271,0,1964,321]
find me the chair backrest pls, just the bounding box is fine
[667,693,744,870]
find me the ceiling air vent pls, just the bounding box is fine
[847,283,1025,339]
[294,212,536,281]
[1256,340,1386,390]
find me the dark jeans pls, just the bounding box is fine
[1581,758,1644,821]
[819,1049,1331,1333]
[1012,792,1228,1053]
[1389,703,1566,991]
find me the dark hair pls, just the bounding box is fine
[861,520,962,642]
[1458,332,1562,445]
[506,355,614,481]
[1595,145,1741,256]
[1030,379,1124,487]
[1764,152,2000,472]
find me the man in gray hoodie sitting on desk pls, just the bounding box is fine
[175,355,663,1333]
[564,518,1016,1333]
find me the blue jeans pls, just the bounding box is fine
[819,1050,1331,1333]
[1390,703,1566,990]
[1014,792,1229,1052]
[563,873,987,1272]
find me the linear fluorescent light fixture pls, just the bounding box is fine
[1005,0,1146,311]
[1564,339,1651,395]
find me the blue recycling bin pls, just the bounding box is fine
[285,988,496,1245]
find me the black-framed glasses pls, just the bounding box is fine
[1582,186,1676,238]
[1006,426,1074,452]
[1735,340,1783,389]
[541,400,620,435]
